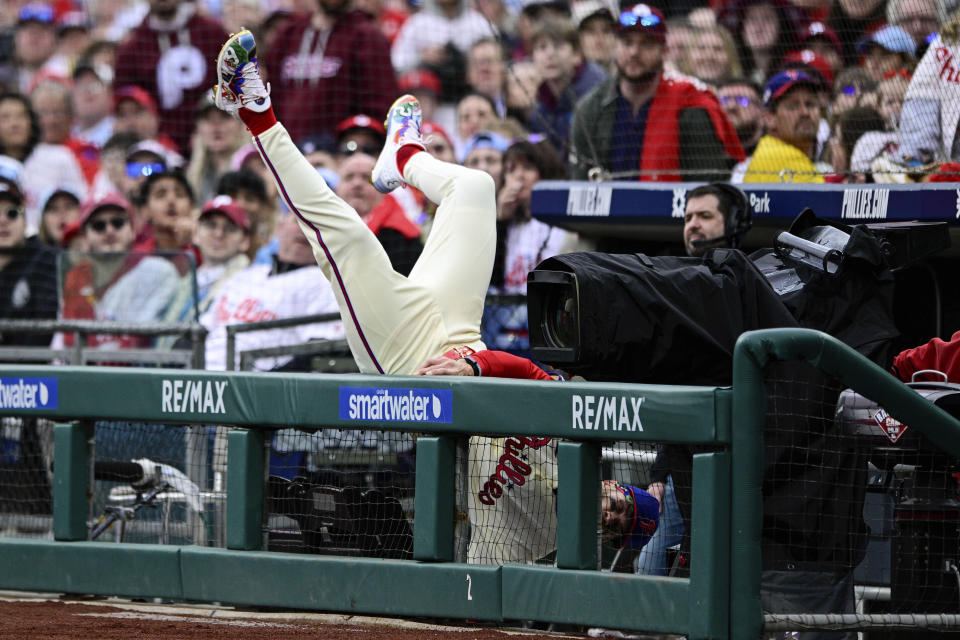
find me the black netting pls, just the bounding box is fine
[263,428,416,559]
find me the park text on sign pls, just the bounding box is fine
[749,192,770,214]
[339,387,453,423]
[571,395,644,431]
[161,379,228,414]
[0,378,58,410]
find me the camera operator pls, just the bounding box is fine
[639,182,750,576]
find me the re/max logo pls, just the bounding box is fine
[571,395,644,431]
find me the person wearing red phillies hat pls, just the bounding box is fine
[114,85,180,154]
[570,3,745,181]
[798,21,843,74]
[421,121,457,163]
[335,113,387,158]
[782,49,835,91]
[58,192,179,350]
[162,195,251,324]
[397,69,444,125]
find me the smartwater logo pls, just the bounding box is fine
[339,387,453,423]
[0,378,58,409]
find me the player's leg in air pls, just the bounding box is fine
[212,30,496,375]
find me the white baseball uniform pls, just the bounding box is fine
[251,123,496,375]
[467,435,558,565]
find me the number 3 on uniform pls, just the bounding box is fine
[465,573,473,601]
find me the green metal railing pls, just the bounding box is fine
[1,328,959,638]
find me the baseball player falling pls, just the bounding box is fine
[212,29,658,564]
[213,29,495,376]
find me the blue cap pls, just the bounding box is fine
[0,155,24,187]
[856,25,916,59]
[762,69,822,108]
[615,483,660,550]
[17,3,54,25]
[462,131,510,159]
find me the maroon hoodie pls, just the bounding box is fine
[264,11,398,143]
[114,5,228,154]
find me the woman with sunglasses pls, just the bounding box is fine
[0,176,59,352]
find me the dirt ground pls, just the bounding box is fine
[0,596,666,640]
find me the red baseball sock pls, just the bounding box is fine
[239,105,278,137]
[396,145,423,176]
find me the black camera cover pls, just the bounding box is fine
[534,249,799,386]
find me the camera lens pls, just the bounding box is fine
[544,288,577,348]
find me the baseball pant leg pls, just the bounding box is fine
[252,123,445,374]
[404,152,496,352]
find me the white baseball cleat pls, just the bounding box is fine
[371,94,425,194]
[212,29,271,116]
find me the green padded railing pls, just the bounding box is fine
[731,328,960,639]
[0,364,732,638]
[4,328,958,638]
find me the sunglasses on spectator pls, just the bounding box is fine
[2,207,22,221]
[618,10,661,29]
[337,142,380,157]
[126,162,166,178]
[719,95,757,108]
[882,68,911,81]
[839,84,861,97]
[87,216,128,233]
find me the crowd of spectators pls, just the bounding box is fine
[0,0,957,364]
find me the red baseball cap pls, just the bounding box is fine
[421,120,453,145]
[616,3,666,42]
[783,49,835,90]
[114,85,158,115]
[78,192,132,227]
[60,219,83,248]
[335,114,386,140]
[398,69,442,95]
[200,195,250,232]
[800,21,842,55]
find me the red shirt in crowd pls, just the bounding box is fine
[114,6,228,153]
[264,11,398,143]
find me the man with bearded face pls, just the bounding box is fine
[741,69,827,183]
[717,79,765,155]
[569,3,745,182]
[264,0,399,143]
